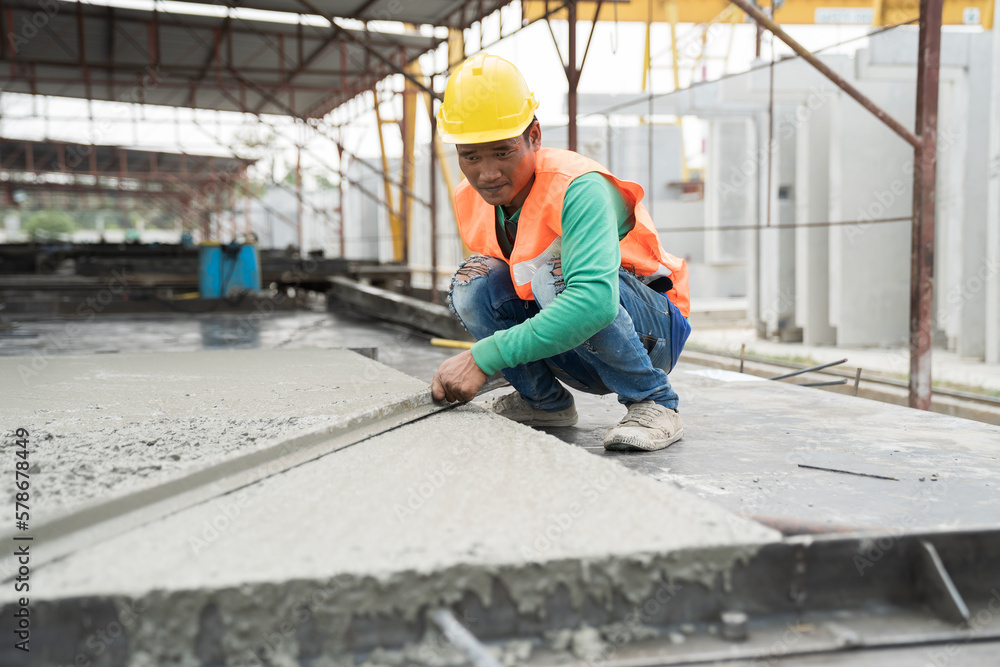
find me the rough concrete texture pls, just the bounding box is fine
[1,404,779,666]
[1,348,427,517]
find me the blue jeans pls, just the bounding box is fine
[449,255,690,411]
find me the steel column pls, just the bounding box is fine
[566,1,578,152]
[430,92,439,305]
[729,0,943,410]
[337,128,345,259]
[909,0,944,410]
[296,138,303,252]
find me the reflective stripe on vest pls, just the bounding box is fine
[454,148,691,318]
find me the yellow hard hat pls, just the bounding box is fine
[437,54,539,145]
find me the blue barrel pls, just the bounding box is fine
[198,244,224,298]
[199,243,261,298]
[229,244,262,294]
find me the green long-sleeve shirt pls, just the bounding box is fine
[470,172,635,375]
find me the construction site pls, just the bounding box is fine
[1,0,1000,665]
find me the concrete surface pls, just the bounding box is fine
[1,347,427,517]
[4,309,1000,664]
[6,310,999,537]
[527,366,1000,533]
[0,399,779,666]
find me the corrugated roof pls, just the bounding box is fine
[170,0,512,29]
[0,1,442,117]
[0,138,254,179]
[0,137,253,208]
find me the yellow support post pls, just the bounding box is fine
[437,28,473,257]
[667,0,692,182]
[421,83,470,257]
[641,6,652,92]
[669,0,681,92]
[872,0,885,25]
[724,5,740,73]
[373,91,405,263]
[400,60,420,265]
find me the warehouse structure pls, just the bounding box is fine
[1,1,1000,664]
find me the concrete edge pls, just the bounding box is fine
[1,383,445,573]
[327,276,472,342]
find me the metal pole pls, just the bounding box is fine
[909,0,944,410]
[336,129,345,258]
[567,0,578,153]
[767,35,775,227]
[296,140,303,253]
[428,609,502,667]
[727,0,919,148]
[430,89,440,305]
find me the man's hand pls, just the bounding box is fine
[431,350,488,403]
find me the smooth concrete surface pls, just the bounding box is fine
[1,405,779,665]
[2,347,427,517]
[532,363,1000,533]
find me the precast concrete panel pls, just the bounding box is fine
[758,106,799,340]
[956,33,995,359]
[827,80,915,347]
[706,118,756,265]
[986,0,1000,365]
[936,74,969,351]
[795,98,838,345]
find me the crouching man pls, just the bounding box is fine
[430,54,691,451]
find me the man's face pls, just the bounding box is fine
[457,123,541,210]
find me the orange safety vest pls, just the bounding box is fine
[454,148,691,318]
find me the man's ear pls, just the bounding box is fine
[528,122,542,151]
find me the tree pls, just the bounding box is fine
[22,210,76,239]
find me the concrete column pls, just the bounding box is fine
[935,72,969,352]
[758,106,800,340]
[827,80,915,348]
[794,99,837,345]
[987,1,1000,364]
[754,110,771,337]
[704,118,756,304]
[954,33,992,359]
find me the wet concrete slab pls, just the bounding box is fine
[2,347,428,517]
[5,310,999,536]
[0,383,779,665]
[3,314,1000,664]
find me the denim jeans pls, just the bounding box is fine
[449,255,690,411]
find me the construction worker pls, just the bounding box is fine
[430,54,691,451]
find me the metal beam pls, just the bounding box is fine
[728,0,920,148]
[295,0,441,101]
[909,0,944,410]
[567,0,578,152]
[430,91,439,305]
[729,0,944,410]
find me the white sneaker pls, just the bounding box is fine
[487,391,578,427]
[603,401,683,451]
